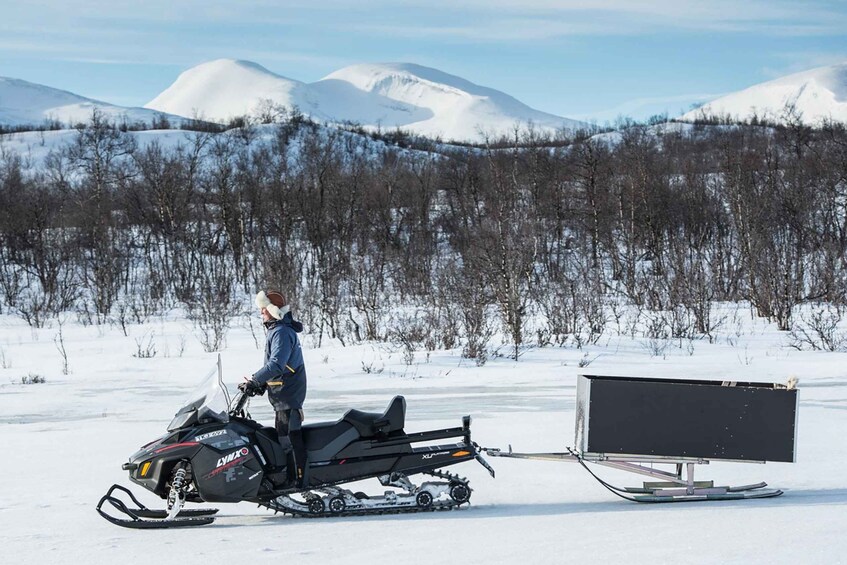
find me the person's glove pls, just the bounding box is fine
[238,379,264,397]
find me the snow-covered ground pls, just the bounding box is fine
[1,307,845,564]
[0,128,197,167]
[0,121,423,176]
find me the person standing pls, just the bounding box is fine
[239,290,308,488]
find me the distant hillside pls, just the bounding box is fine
[0,77,183,128]
[681,62,847,125]
[145,59,586,142]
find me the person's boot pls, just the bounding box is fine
[289,429,307,489]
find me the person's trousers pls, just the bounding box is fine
[275,409,307,487]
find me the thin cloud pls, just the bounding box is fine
[394,0,845,25]
[573,92,725,122]
[55,57,164,66]
[761,52,847,78]
[232,50,347,68]
[342,3,847,43]
[351,19,638,42]
[0,39,85,55]
[7,0,847,41]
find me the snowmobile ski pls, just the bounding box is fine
[96,484,218,529]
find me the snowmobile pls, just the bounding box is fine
[97,358,495,528]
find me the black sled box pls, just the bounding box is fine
[575,375,798,462]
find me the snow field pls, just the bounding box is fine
[0,306,846,564]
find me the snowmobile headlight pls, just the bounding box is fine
[139,461,152,477]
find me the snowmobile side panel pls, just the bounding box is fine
[391,444,476,476]
[306,454,399,486]
[305,442,476,486]
[332,436,413,459]
[254,427,290,470]
[192,444,265,502]
[306,426,359,460]
[375,426,470,446]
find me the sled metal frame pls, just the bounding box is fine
[484,447,783,502]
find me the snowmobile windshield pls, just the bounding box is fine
[167,362,231,431]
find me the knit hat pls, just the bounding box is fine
[255,290,290,320]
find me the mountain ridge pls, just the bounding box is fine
[144,59,586,141]
[682,62,847,125]
[0,76,183,128]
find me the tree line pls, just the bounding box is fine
[1,110,846,359]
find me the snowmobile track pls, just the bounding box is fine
[260,470,472,519]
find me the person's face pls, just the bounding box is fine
[260,307,273,322]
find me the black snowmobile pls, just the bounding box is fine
[97,358,495,528]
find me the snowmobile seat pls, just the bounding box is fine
[343,396,406,438]
[302,420,356,453]
[301,397,406,460]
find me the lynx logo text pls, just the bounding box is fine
[217,447,249,468]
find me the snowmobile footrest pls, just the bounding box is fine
[96,484,218,528]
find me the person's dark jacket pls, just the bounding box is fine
[252,312,307,411]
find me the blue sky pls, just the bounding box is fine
[1,0,846,122]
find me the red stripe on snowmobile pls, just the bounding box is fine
[153,442,199,454]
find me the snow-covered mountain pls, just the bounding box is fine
[321,63,586,140]
[0,77,182,128]
[146,59,586,141]
[681,62,847,125]
[144,59,431,128]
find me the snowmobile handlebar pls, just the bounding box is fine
[230,391,251,418]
